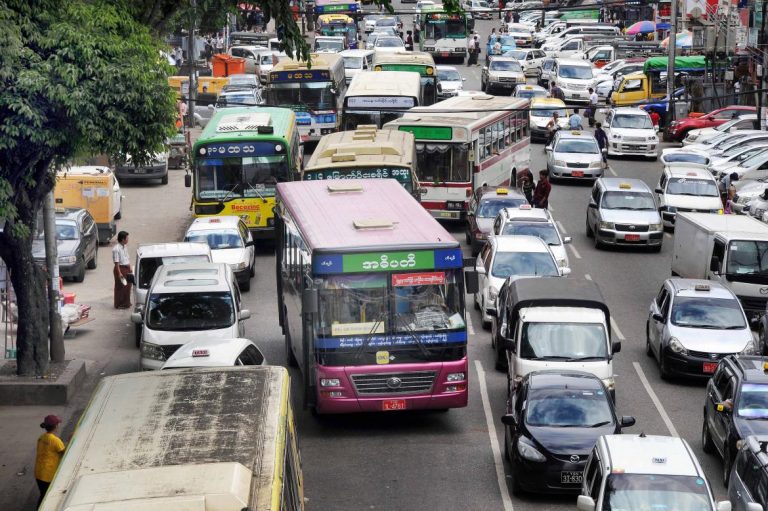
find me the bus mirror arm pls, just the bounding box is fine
[302,288,319,315]
[184,174,191,188]
[464,269,479,295]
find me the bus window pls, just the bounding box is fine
[484,127,492,160]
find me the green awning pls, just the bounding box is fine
[643,56,708,73]
[559,9,600,20]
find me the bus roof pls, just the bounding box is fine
[195,107,296,146]
[271,52,343,73]
[306,127,415,170]
[40,367,290,511]
[346,71,422,98]
[276,179,459,252]
[373,51,436,72]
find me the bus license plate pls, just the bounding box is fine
[383,399,406,411]
[571,171,584,177]
[561,471,583,484]
[703,362,718,374]
[441,52,450,57]
[624,234,640,242]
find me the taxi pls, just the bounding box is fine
[546,130,605,180]
[512,84,548,100]
[183,216,256,291]
[585,178,663,251]
[492,204,571,268]
[655,167,722,229]
[529,97,569,142]
[465,186,528,256]
[160,338,266,369]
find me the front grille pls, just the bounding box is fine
[738,295,768,312]
[568,162,590,168]
[499,77,518,82]
[161,344,183,359]
[614,224,649,232]
[623,136,647,142]
[688,350,730,360]
[351,371,437,396]
[568,83,587,90]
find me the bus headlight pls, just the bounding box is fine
[320,378,341,387]
[446,372,465,382]
[140,342,166,361]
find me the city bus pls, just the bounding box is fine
[275,179,476,414]
[373,52,439,106]
[384,94,531,220]
[40,367,304,511]
[304,127,421,198]
[264,53,347,143]
[418,7,471,65]
[187,107,302,238]
[317,13,359,49]
[342,71,422,130]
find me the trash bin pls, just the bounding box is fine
[212,54,246,77]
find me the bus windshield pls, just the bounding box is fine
[196,155,290,200]
[266,81,337,111]
[425,18,467,39]
[146,292,235,331]
[415,142,470,183]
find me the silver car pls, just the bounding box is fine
[586,178,663,251]
[436,66,464,98]
[546,130,605,180]
[647,279,755,379]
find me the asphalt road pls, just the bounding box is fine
[38,6,733,511]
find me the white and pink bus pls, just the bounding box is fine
[384,94,531,220]
[275,179,476,414]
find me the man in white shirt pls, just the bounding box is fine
[588,87,598,127]
[112,231,132,309]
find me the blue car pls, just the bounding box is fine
[486,35,517,57]
[638,87,686,124]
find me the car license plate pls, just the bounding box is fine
[571,171,584,177]
[625,234,640,241]
[561,471,583,484]
[703,362,718,374]
[441,52,449,57]
[383,399,406,411]
[438,211,454,218]
[134,168,146,174]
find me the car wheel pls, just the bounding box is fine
[593,231,603,250]
[115,209,122,220]
[73,258,86,283]
[161,174,169,185]
[481,298,491,330]
[86,245,98,269]
[723,446,732,487]
[586,219,594,238]
[495,340,508,372]
[249,255,256,278]
[504,430,512,462]
[134,323,142,348]
[659,348,672,380]
[474,293,480,311]
[240,278,251,292]
[645,322,653,357]
[702,419,715,454]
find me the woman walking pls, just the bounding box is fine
[112,231,132,309]
[35,415,65,507]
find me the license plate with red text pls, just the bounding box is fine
[703,362,718,374]
[571,171,584,177]
[383,399,406,411]
[625,234,640,241]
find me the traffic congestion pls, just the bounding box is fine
[19,0,768,510]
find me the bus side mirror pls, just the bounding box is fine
[465,269,479,294]
[612,341,622,354]
[302,288,318,315]
[184,174,191,188]
[710,256,721,273]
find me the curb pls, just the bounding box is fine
[0,360,86,405]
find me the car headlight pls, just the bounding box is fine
[650,223,663,231]
[668,337,688,356]
[231,261,247,271]
[446,372,466,382]
[601,377,615,391]
[687,134,699,141]
[140,342,166,361]
[742,339,757,355]
[599,221,614,230]
[648,136,657,142]
[58,255,77,264]
[488,286,499,302]
[554,160,566,167]
[517,437,546,462]
[612,133,621,139]
[589,161,603,169]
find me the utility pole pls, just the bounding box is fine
[666,0,678,128]
[187,0,197,129]
[43,192,63,362]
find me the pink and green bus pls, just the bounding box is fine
[275,179,476,414]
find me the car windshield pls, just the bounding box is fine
[741,151,768,168]
[317,40,344,51]
[737,383,768,418]
[55,221,78,240]
[438,69,462,81]
[476,198,527,217]
[558,65,593,80]
[490,60,522,72]
[532,107,567,118]
[517,89,547,100]
[229,76,256,86]
[663,153,709,165]
[343,56,363,69]
[216,94,258,107]
[712,134,751,150]
[555,139,599,154]
[704,132,738,146]
[671,296,746,329]
[499,36,517,45]
[666,178,719,197]
[601,191,657,210]
[501,222,560,245]
[525,387,613,427]
[730,147,766,161]
[146,291,235,331]
[490,251,559,278]
[726,240,768,276]
[377,18,396,27]
[377,37,403,47]
[504,50,527,60]
[602,474,711,511]
[259,54,277,65]
[185,229,243,250]
[520,322,608,360]
[612,114,652,129]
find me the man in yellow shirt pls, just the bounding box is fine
[35,415,65,507]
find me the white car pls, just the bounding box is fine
[503,48,547,77]
[721,147,768,182]
[492,205,572,268]
[659,147,711,169]
[437,66,465,97]
[161,338,266,369]
[603,107,659,160]
[314,36,346,53]
[504,23,534,47]
[373,35,405,54]
[732,179,768,214]
[682,114,758,146]
[655,167,723,228]
[474,235,566,328]
[708,144,768,177]
[183,216,256,291]
[552,58,595,104]
[463,0,494,19]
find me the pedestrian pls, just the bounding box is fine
[112,231,133,309]
[405,30,414,51]
[594,121,608,163]
[504,10,511,24]
[588,87,598,127]
[488,28,497,44]
[177,99,187,128]
[498,0,504,19]
[467,35,477,66]
[518,169,535,204]
[545,111,561,146]
[550,82,565,101]
[568,108,583,130]
[734,79,742,105]
[35,415,65,508]
[720,172,739,206]
[512,10,520,23]
[649,110,661,129]
[532,170,552,209]
[414,25,421,44]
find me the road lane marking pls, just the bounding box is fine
[607,165,617,176]
[467,310,476,335]
[568,243,582,260]
[584,273,592,280]
[664,232,672,239]
[555,220,567,234]
[610,318,626,341]
[633,362,679,437]
[475,360,515,511]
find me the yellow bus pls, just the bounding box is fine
[186,107,302,239]
[40,366,304,510]
[342,71,423,130]
[304,126,421,199]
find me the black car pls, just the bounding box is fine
[465,186,528,256]
[702,355,768,486]
[501,370,635,495]
[33,208,99,282]
[114,152,169,185]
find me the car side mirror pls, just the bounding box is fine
[239,309,251,320]
[465,269,479,294]
[563,236,572,244]
[130,312,143,324]
[588,201,597,209]
[482,66,488,71]
[245,240,255,247]
[612,340,622,354]
[577,495,596,511]
[620,415,636,428]
[715,502,732,511]
[655,187,662,194]
[500,414,517,427]
[560,267,571,276]
[716,403,732,414]
[207,104,214,111]
[652,312,663,322]
[462,77,467,81]
[545,146,553,152]
[184,174,192,188]
[420,187,428,195]
[475,265,486,275]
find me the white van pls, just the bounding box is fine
[552,58,595,104]
[133,262,251,370]
[131,242,212,346]
[340,49,375,84]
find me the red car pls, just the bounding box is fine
[667,106,756,142]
